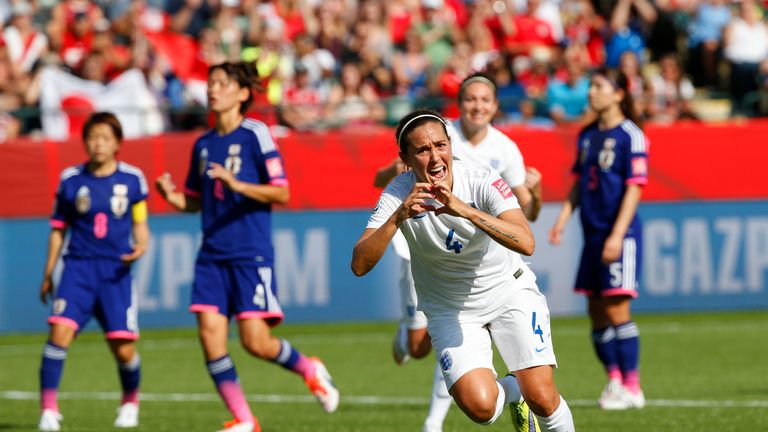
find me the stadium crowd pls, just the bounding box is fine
[1,0,768,142]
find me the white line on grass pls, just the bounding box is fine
[2,391,767,408]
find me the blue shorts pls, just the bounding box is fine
[190,258,284,326]
[50,257,138,339]
[575,231,642,298]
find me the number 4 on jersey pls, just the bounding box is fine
[445,228,463,254]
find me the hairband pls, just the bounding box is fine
[459,76,496,94]
[594,71,620,89]
[397,114,447,146]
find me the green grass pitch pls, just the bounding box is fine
[1,311,767,431]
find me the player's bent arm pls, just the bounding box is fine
[512,184,541,222]
[351,218,400,277]
[373,158,404,188]
[609,184,642,239]
[164,191,201,213]
[230,182,290,205]
[549,180,580,244]
[41,228,65,303]
[466,207,535,256]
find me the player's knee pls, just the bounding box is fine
[523,385,560,417]
[240,336,272,359]
[455,392,499,424]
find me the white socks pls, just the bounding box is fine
[498,374,523,404]
[535,396,575,432]
[424,362,452,429]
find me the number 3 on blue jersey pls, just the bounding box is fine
[445,228,463,254]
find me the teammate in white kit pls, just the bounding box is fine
[353,109,575,432]
[374,73,544,432]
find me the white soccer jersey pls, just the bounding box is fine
[449,120,527,189]
[367,160,525,313]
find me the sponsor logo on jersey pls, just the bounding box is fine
[631,157,647,176]
[266,157,284,179]
[111,183,129,217]
[598,138,616,170]
[439,351,453,372]
[53,298,67,315]
[492,178,513,199]
[75,185,90,214]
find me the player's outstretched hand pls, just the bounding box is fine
[40,276,53,304]
[155,172,176,199]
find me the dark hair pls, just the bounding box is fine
[395,109,449,154]
[458,72,498,101]
[82,112,123,142]
[209,62,261,115]
[592,66,642,128]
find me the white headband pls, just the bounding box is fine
[397,114,447,146]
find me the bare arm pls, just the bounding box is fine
[352,182,437,276]
[207,162,290,204]
[512,167,543,221]
[602,184,642,263]
[430,181,535,255]
[373,157,406,188]
[610,0,633,32]
[121,216,150,265]
[40,228,65,304]
[155,173,201,212]
[549,179,580,245]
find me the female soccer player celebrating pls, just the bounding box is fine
[376,73,544,432]
[549,67,648,410]
[39,112,149,431]
[353,109,575,431]
[156,62,338,432]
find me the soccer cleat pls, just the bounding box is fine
[38,409,62,431]
[392,323,411,365]
[216,419,260,432]
[601,386,646,410]
[305,357,340,413]
[597,379,624,409]
[509,399,541,432]
[114,402,139,428]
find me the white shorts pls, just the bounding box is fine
[427,271,557,389]
[399,258,428,330]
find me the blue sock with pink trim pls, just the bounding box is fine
[207,354,254,423]
[592,327,621,381]
[40,341,67,412]
[272,339,315,380]
[615,321,641,393]
[118,354,141,405]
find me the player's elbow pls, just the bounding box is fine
[518,237,535,256]
[350,251,374,277]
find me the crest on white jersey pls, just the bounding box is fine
[53,298,67,315]
[111,183,129,218]
[598,138,616,170]
[75,185,90,214]
[225,144,242,175]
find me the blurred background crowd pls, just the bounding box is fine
[1,0,768,142]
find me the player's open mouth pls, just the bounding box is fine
[429,166,446,182]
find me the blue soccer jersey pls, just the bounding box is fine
[183,118,288,261]
[51,162,149,260]
[572,120,648,234]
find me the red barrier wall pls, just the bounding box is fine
[2,122,767,217]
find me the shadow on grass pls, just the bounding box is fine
[0,423,35,430]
